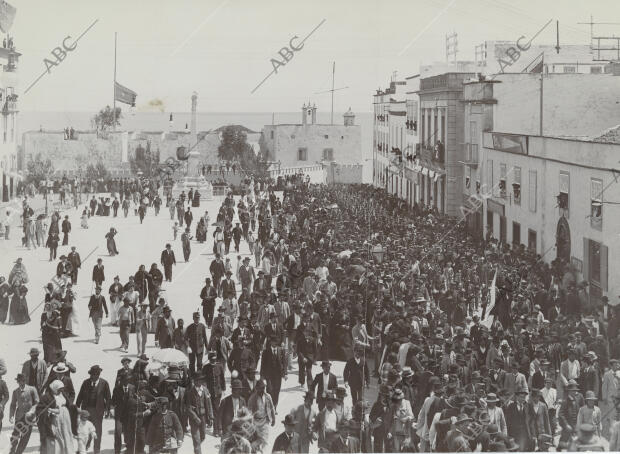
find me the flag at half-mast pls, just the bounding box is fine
[114,81,137,106]
[0,1,16,34]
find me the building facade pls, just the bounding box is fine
[0,42,20,202]
[260,105,361,170]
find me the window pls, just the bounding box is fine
[297,148,307,161]
[529,170,537,212]
[487,210,493,235]
[322,148,334,161]
[528,229,537,251]
[470,121,478,144]
[563,66,576,73]
[559,171,569,216]
[589,240,601,284]
[324,135,329,139]
[512,222,521,245]
[499,164,507,198]
[590,66,602,74]
[513,166,521,205]
[270,130,274,139]
[591,178,602,230]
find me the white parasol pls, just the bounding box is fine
[150,348,189,367]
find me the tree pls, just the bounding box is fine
[217,125,269,178]
[91,105,122,135]
[26,153,54,187]
[86,161,109,181]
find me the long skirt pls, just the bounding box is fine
[42,325,62,363]
[110,297,121,325]
[9,295,30,325]
[51,405,75,454]
[0,294,8,323]
[107,238,119,255]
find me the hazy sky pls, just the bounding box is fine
[11,0,618,113]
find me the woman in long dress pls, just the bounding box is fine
[106,227,119,256]
[41,305,63,362]
[0,276,9,323]
[37,380,75,454]
[63,284,79,336]
[80,208,89,229]
[8,258,28,286]
[8,281,30,325]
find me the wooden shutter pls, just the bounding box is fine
[601,244,608,291]
[582,237,589,282]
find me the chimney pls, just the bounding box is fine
[191,92,198,135]
[301,103,307,125]
[311,103,317,124]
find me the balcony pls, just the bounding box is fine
[462,143,479,167]
[2,98,17,115]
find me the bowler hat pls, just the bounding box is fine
[29,348,40,355]
[88,365,102,374]
[282,414,297,426]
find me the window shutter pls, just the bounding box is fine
[601,244,608,291]
[582,237,589,282]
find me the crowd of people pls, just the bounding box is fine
[1,174,620,454]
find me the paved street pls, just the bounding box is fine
[0,192,372,454]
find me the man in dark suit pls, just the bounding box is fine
[238,257,255,293]
[115,357,133,387]
[329,420,361,453]
[202,352,226,436]
[76,365,111,454]
[260,335,287,409]
[276,269,291,294]
[218,379,246,438]
[67,246,81,284]
[184,312,209,375]
[209,255,225,292]
[160,243,176,282]
[200,278,217,328]
[343,345,369,405]
[111,372,135,454]
[155,306,175,348]
[220,271,236,301]
[505,386,532,451]
[253,270,268,296]
[186,372,214,454]
[264,312,284,345]
[272,415,302,453]
[92,258,105,287]
[311,360,338,410]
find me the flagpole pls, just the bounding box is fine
[113,32,117,132]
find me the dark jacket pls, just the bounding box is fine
[92,264,105,283]
[76,378,111,417]
[218,394,246,434]
[185,384,214,424]
[160,249,176,267]
[260,345,287,380]
[311,372,337,404]
[202,362,226,397]
[184,322,209,354]
[343,357,369,390]
[111,383,136,422]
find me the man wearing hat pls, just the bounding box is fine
[289,391,318,453]
[260,335,287,410]
[186,371,214,454]
[184,312,209,375]
[92,258,105,288]
[160,243,176,282]
[247,379,275,452]
[560,349,581,400]
[21,347,47,393]
[504,384,533,451]
[42,361,75,403]
[314,391,341,449]
[238,256,255,294]
[446,414,473,452]
[272,414,302,454]
[218,379,246,438]
[76,365,111,454]
[209,254,225,294]
[111,372,135,454]
[385,387,414,452]
[370,384,391,452]
[8,373,38,454]
[202,351,226,436]
[155,306,175,349]
[343,344,369,405]
[199,277,218,328]
[311,360,337,411]
[88,285,108,345]
[328,419,360,453]
[485,393,507,436]
[145,397,184,453]
[527,388,552,446]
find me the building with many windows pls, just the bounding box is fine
[0,40,20,202]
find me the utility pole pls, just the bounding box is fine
[113,32,117,132]
[314,62,349,126]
